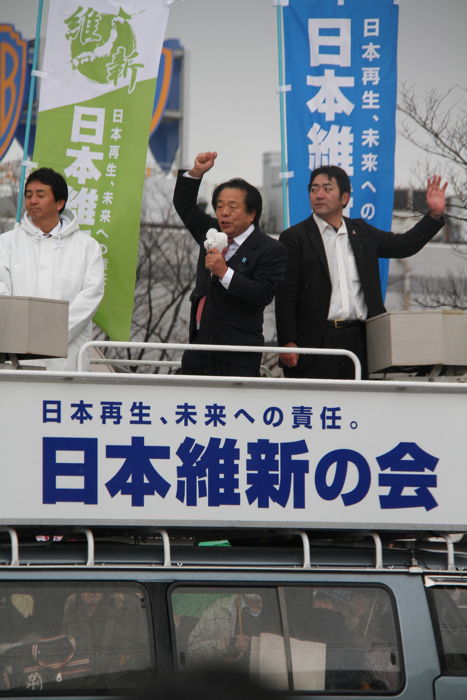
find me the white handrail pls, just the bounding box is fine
[80,528,95,566]
[370,531,383,569]
[77,340,362,379]
[296,530,311,569]
[437,533,456,571]
[0,527,19,566]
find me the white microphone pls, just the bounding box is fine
[204,228,228,252]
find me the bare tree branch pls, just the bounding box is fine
[95,184,198,373]
[411,273,467,311]
[398,84,467,223]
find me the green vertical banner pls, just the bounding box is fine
[33,1,170,339]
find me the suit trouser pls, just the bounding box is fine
[180,348,261,377]
[283,322,368,380]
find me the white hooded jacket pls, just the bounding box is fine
[0,208,104,370]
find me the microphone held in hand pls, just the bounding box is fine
[204,228,228,252]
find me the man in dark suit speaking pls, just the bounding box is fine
[173,151,287,377]
[275,166,447,379]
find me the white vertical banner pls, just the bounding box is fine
[33,1,171,339]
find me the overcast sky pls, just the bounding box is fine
[3,0,466,189]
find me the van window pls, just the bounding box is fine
[430,586,467,675]
[171,585,402,693]
[0,583,154,694]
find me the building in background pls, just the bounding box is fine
[148,38,185,175]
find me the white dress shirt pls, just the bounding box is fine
[220,224,254,289]
[313,213,367,321]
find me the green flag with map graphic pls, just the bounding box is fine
[33,0,170,339]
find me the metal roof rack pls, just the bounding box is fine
[0,525,465,573]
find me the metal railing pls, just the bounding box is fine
[1,526,463,571]
[77,341,362,379]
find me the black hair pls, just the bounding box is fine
[308,165,351,196]
[211,178,262,226]
[25,168,68,213]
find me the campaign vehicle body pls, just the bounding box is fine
[0,347,466,699]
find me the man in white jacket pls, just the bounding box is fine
[0,168,104,370]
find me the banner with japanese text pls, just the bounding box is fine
[281,0,399,290]
[32,0,170,339]
[1,373,466,531]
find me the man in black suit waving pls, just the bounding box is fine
[275,166,447,379]
[173,151,287,377]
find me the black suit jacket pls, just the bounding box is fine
[173,172,287,368]
[275,213,445,358]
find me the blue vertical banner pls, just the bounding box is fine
[281,0,399,291]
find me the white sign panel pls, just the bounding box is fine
[1,373,466,530]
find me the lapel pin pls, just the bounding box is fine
[242,257,247,263]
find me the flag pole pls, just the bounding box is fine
[275,1,290,230]
[15,0,44,223]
